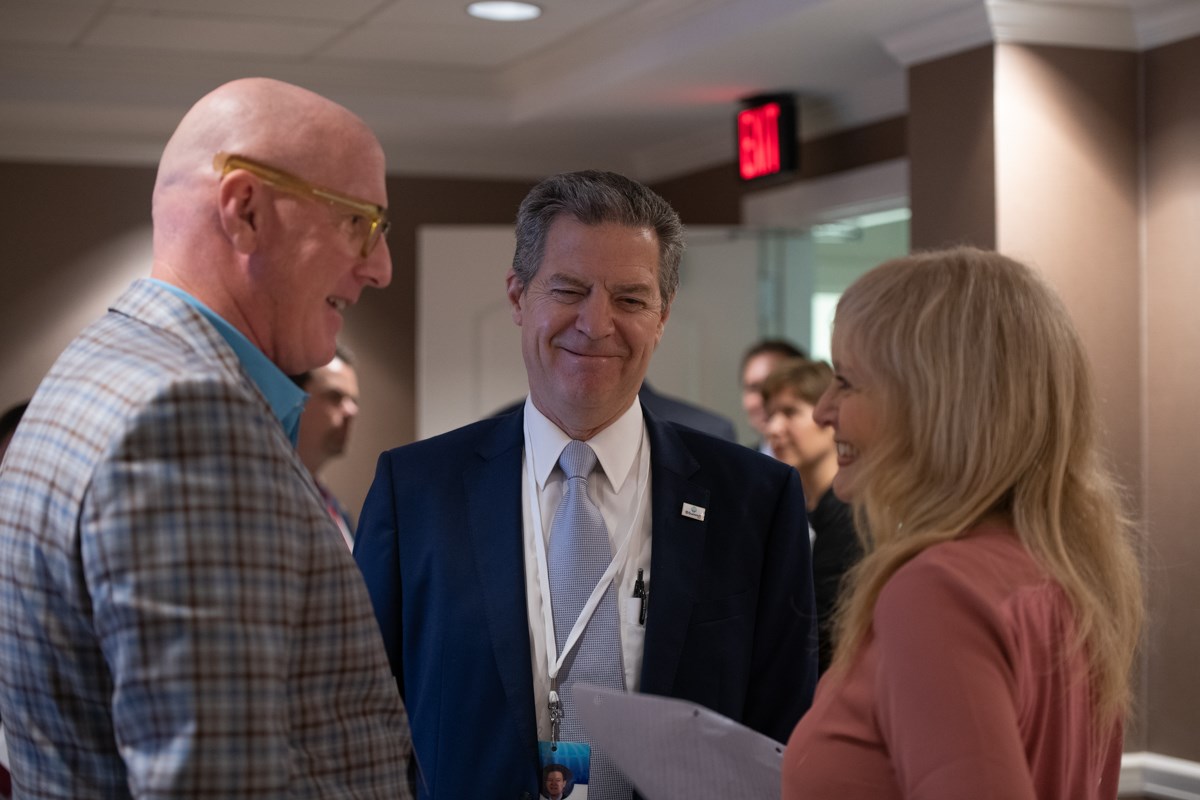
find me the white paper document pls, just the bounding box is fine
[574,683,785,800]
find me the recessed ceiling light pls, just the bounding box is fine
[467,2,542,22]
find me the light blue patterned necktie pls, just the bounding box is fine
[548,440,630,800]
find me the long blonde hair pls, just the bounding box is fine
[830,247,1143,724]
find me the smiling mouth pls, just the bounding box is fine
[836,442,858,459]
[561,347,620,359]
[327,297,348,312]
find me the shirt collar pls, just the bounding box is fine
[524,396,645,493]
[149,279,307,444]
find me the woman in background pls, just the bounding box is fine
[783,248,1143,799]
[761,359,860,674]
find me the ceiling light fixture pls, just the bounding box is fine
[467,2,542,22]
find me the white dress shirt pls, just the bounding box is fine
[521,397,653,741]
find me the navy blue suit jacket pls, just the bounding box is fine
[355,407,817,799]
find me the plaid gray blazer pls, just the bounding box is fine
[0,279,412,798]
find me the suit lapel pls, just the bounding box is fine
[639,412,709,696]
[464,412,538,748]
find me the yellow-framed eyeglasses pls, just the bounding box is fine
[213,152,390,258]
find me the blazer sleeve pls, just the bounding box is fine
[82,379,309,796]
[745,467,819,742]
[354,452,405,697]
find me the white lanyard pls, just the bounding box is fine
[524,425,650,685]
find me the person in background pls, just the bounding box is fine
[293,346,361,548]
[0,401,27,464]
[739,339,806,454]
[634,382,737,442]
[784,247,1143,799]
[0,400,25,796]
[761,359,860,674]
[356,170,817,799]
[0,78,412,798]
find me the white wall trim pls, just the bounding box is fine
[1121,752,1200,799]
[880,3,993,68]
[1136,2,1200,51]
[988,0,1138,51]
[741,159,908,231]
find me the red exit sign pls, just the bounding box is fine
[737,96,797,182]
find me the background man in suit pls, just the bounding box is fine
[0,78,412,798]
[355,170,817,799]
[636,382,736,441]
[294,346,361,548]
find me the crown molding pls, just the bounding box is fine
[880,3,992,68]
[988,0,1137,50]
[882,0,1200,69]
[1137,1,1200,50]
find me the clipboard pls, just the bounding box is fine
[573,683,785,799]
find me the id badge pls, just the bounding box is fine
[538,740,591,799]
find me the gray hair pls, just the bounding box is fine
[512,170,684,310]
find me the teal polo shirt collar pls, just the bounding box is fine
[149,279,307,445]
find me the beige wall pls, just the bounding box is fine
[909,35,1200,761]
[0,163,157,410]
[993,43,1143,515]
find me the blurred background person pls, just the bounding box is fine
[784,248,1143,799]
[0,399,22,795]
[0,401,28,465]
[637,381,737,442]
[294,346,360,548]
[739,339,805,453]
[761,360,860,674]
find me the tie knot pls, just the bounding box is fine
[558,440,598,480]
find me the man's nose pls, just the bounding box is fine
[361,239,393,289]
[575,293,616,338]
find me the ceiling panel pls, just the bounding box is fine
[3,0,1199,180]
[335,0,643,66]
[0,1,106,46]
[111,0,383,24]
[81,11,342,57]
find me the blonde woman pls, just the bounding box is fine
[783,248,1143,799]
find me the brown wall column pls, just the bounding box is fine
[1143,35,1200,762]
[908,45,997,251]
[908,40,1166,755]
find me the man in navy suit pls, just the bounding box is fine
[355,171,817,799]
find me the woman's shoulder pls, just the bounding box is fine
[879,523,1052,622]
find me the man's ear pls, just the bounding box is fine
[216,174,263,255]
[505,268,526,326]
[655,296,673,341]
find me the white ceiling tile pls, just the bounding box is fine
[0,1,107,45]
[327,0,642,66]
[322,24,543,66]
[81,11,342,57]
[111,0,384,24]
[371,0,640,30]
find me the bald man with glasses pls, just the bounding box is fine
[0,78,412,798]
